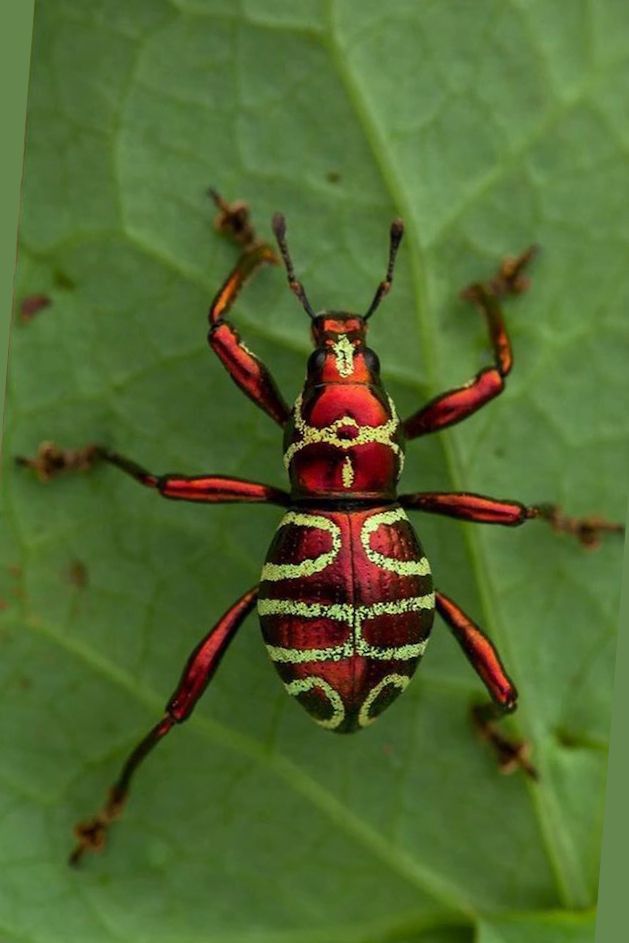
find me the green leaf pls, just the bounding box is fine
[477,910,597,943]
[2,1,627,941]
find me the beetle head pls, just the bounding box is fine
[304,313,381,384]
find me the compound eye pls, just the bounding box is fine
[307,349,327,373]
[362,349,380,373]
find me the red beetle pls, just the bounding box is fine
[18,192,623,864]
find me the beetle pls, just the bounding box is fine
[18,191,624,864]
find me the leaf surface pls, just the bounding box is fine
[1,1,628,941]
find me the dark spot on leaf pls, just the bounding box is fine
[54,269,76,290]
[326,170,341,183]
[19,293,51,322]
[553,726,601,751]
[554,727,574,747]
[67,560,89,588]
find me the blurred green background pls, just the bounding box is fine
[1,2,628,941]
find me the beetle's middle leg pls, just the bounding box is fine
[69,585,258,866]
[400,491,625,549]
[403,246,535,440]
[435,590,537,778]
[207,191,290,427]
[16,442,291,507]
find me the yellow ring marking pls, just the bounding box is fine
[285,676,345,729]
[260,512,341,582]
[358,674,410,728]
[361,507,431,577]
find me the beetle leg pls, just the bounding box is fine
[207,191,290,427]
[435,591,517,711]
[15,441,100,482]
[402,246,536,439]
[69,586,258,866]
[16,442,290,506]
[526,503,625,549]
[434,590,537,778]
[400,491,625,549]
[471,703,538,779]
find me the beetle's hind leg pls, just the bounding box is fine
[435,590,537,779]
[69,586,258,866]
[471,702,537,779]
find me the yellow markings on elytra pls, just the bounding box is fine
[358,674,410,728]
[284,676,345,729]
[341,456,355,488]
[258,598,354,622]
[283,393,404,476]
[331,334,355,377]
[357,597,433,660]
[258,598,354,663]
[268,641,353,663]
[361,507,432,577]
[260,513,341,582]
[258,594,434,663]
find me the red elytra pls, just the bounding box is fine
[259,504,433,734]
[17,191,623,864]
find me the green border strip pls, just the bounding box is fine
[0,1,34,463]
[596,502,629,943]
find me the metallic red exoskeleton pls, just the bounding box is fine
[18,192,623,863]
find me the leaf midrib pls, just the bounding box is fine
[323,0,588,910]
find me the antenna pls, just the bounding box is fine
[272,213,317,320]
[364,218,404,320]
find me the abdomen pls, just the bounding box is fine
[257,504,434,733]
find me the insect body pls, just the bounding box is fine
[18,192,623,863]
[260,295,433,731]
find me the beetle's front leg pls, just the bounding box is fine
[400,491,625,549]
[435,591,537,778]
[208,192,290,427]
[70,586,258,866]
[16,442,290,506]
[403,246,535,439]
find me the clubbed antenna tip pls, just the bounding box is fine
[391,218,404,243]
[271,211,317,319]
[364,216,405,319]
[272,212,286,242]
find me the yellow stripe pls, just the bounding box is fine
[259,594,434,663]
